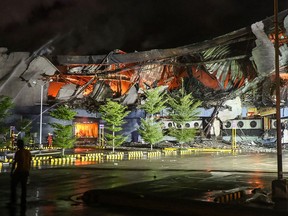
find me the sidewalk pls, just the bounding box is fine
[1,148,288,215]
[82,175,288,216]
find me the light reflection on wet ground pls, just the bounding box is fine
[0,151,287,215]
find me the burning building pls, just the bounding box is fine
[1,9,288,145]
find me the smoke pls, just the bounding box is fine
[0,0,287,55]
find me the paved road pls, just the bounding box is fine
[0,151,287,216]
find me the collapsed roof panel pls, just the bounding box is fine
[56,83,77,101]
[251,21,275,75]
[2,10,288,110]
[120,86,138,106]
[21,56,58,81]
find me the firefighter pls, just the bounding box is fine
[11,133,17,150]
[47,133,53,148]
[29,136,34,148]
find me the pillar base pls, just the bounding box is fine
[272,179,288,201]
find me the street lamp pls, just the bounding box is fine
[272,0,288,201]
[32,79,51,149]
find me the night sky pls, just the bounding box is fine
[0,0,288,55]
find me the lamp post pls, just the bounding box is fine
[39,83,44,149]
[32,80,50,149]
[274,0,283,181]
[272,0,288,201]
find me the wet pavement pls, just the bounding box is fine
[0,151,288,215]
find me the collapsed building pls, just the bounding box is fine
[1,9,288,146]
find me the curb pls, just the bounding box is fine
[83,189,287,216]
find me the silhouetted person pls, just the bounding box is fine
[10,139,32,206]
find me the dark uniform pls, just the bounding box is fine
[10,139,32,205]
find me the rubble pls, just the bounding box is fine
[191,139,279,153]
[145,138,280,153]
[245,188,274,205]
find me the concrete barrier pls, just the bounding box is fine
[214,191,244,203]
[147,151,161,158]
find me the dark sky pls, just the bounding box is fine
[0,0,288,55]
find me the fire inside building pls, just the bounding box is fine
[1,10,288,147]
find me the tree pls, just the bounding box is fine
[0,95,13,120]
[0,96,13,147]
[50,105,77,120]
[16,118,32,145]
[49,105,77,155]
[138,87,167,150]
[167,85,202,147]
[0,95,13,132]
[138,118,163,150]
[99,100,130,153]
[140,87,167,118]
